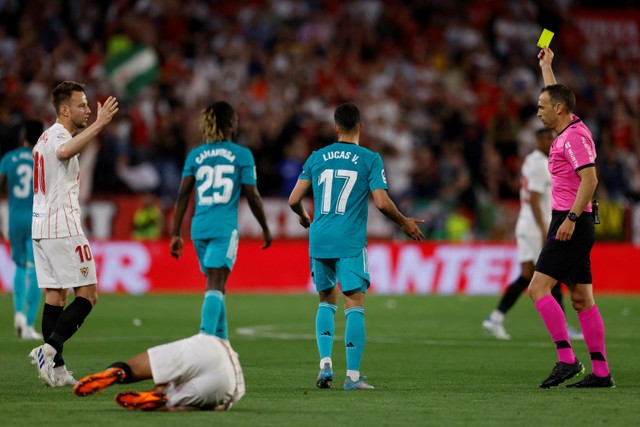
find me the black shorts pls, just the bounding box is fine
[535,210,595,285]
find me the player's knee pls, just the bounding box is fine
[527,283,542,301]
[75,285,98,305]
[570,297,593,312]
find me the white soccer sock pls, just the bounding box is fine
[320,357,332,369]
[347,370,359,382]
[43,343,57,357]
[489,310,505,323]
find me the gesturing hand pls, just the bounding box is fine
[96,96,119,127]
[401,218,426,241]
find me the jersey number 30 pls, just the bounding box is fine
[196,165,235,205]
[318,169,357,215]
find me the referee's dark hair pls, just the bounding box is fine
[23,120,44,146]
[334,103,361,132]
[541,84,576,113]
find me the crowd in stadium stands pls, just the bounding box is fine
[0,0,639,239]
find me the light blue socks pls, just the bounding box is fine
[12,265,26,321]
[215,300,228,339]
[26,266,41,326]
[345,307,365,371]
[200,290,225,336]
[316,302,337,359]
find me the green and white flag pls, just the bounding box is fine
[102,44,159,101]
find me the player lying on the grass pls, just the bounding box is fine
[73,334,244,411]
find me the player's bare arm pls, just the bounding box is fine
[538,47,557,86]
[56,96,119,160]
[170,176,195,258]
[371,189,425,241]
[556,166,598,241]
[242,183,272,249]
[288,179,312,228]
[529,190,548,246]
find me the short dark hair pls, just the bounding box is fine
[334,103,361,132]
[541,84,576,113]
[51,81,86,114]
[200,101,235,142]
[23,120,44,145]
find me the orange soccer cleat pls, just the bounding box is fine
[73,367,126,396]
[115,391,168,411]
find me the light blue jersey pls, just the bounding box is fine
[299,142,387,258]
[182,141,257,240]
[0,147,34,233]
[0,147,34,266]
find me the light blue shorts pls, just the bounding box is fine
[193,230,239,273]
[311,248,370,293]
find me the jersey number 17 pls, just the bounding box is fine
[318,169,357,215]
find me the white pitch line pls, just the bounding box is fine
[235,324,635,349]
[1,325,634,350]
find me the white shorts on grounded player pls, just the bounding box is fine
[33,235,97,289]
[148,334,244,408]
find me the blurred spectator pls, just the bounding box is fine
[0,0,638,241]
[132,193,163,241]
[276,135,308,197]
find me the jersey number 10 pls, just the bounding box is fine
[33,151,46,195]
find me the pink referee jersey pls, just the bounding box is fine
[548,115,596,212]
[32,123,84,239]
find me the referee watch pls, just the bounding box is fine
[567,212,578,222]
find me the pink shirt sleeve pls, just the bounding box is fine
[562,131,596,171]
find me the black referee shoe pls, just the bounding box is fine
[566,373,615,388]
[539,360,585,388]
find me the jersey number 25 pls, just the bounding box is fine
[196,165,235,205]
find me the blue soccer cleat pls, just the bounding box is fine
[316,363,333,389]
[343,376,374,391]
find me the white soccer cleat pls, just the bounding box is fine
[53,365,78,387]
[21,326,43,341]
[14,312,27,338]
[482,319,512,340]
[29,345,57,387]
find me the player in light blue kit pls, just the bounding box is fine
[170,101,272,339]
[289,103,425,391]
[0,120,44,340]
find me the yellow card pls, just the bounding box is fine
[537,29,554,48]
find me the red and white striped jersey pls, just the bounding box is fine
[32,123,84,239]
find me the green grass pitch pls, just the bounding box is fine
[1,293,639,426]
